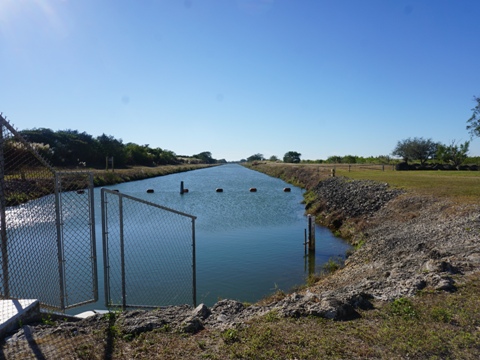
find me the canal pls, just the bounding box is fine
[86,163,351,309]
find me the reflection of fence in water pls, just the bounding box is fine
[5,197,60,307]
[101,189,196,308]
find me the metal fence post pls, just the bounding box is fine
[54,173,66,310]
[119,195,126,309]
[88,173,98,302]
[192,217,197,307]
[101,189,111,307]
[0,121,9,298]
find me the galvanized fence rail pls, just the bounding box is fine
[101,188,197,309]
[0,115,97,312]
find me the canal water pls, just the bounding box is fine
[6,163,351,312]
[83,164,351,310]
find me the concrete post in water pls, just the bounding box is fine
[180,181,184,194]
[304,229,307,255]
[308,251,316,276]
[308,214,315,252]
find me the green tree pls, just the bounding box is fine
[247,153,264,162]
[125,143,154,166]
[20,128,56,146]
[3,140,53,171]
[326,155,342,164]
[391,137,438,165]
[283,151,301,163]
[466,96,480,138]
[341,155,357,164]
[97,133,127,168]
[436,140,470,168]
[377,155,392,164]
[269,155,279,162]
[193,151,215,164]
[20,128,99,167]
[155,149,178,165]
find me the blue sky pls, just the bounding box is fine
[1,0,479,161]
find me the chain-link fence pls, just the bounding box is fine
[101,188,197,309]
[0,115,97,315]
[0,114,196,357]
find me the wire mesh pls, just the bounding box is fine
[0,116,97,317]
[56,172,98,309]
[102,189,196,308]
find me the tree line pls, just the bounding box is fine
[13,128,222,168]
[246,142,478,167]
[11,96,480,168]
[245,144,478,167]
[243,151,302,163]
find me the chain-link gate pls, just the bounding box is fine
[0,115,97,311]
[101,188,196,308]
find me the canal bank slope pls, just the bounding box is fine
[91,164,217,186]
[245,162,480,303]
[6,164,216,206]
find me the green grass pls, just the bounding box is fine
[245,162,480,204]
[321,256,344,274]
[335,169,480,203]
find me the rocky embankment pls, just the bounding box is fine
[307,177,480,301]
[4,175,480,342]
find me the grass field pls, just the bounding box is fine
[335,169,480,204]
[246,162,480,204]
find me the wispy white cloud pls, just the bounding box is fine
[0,0,69,41]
